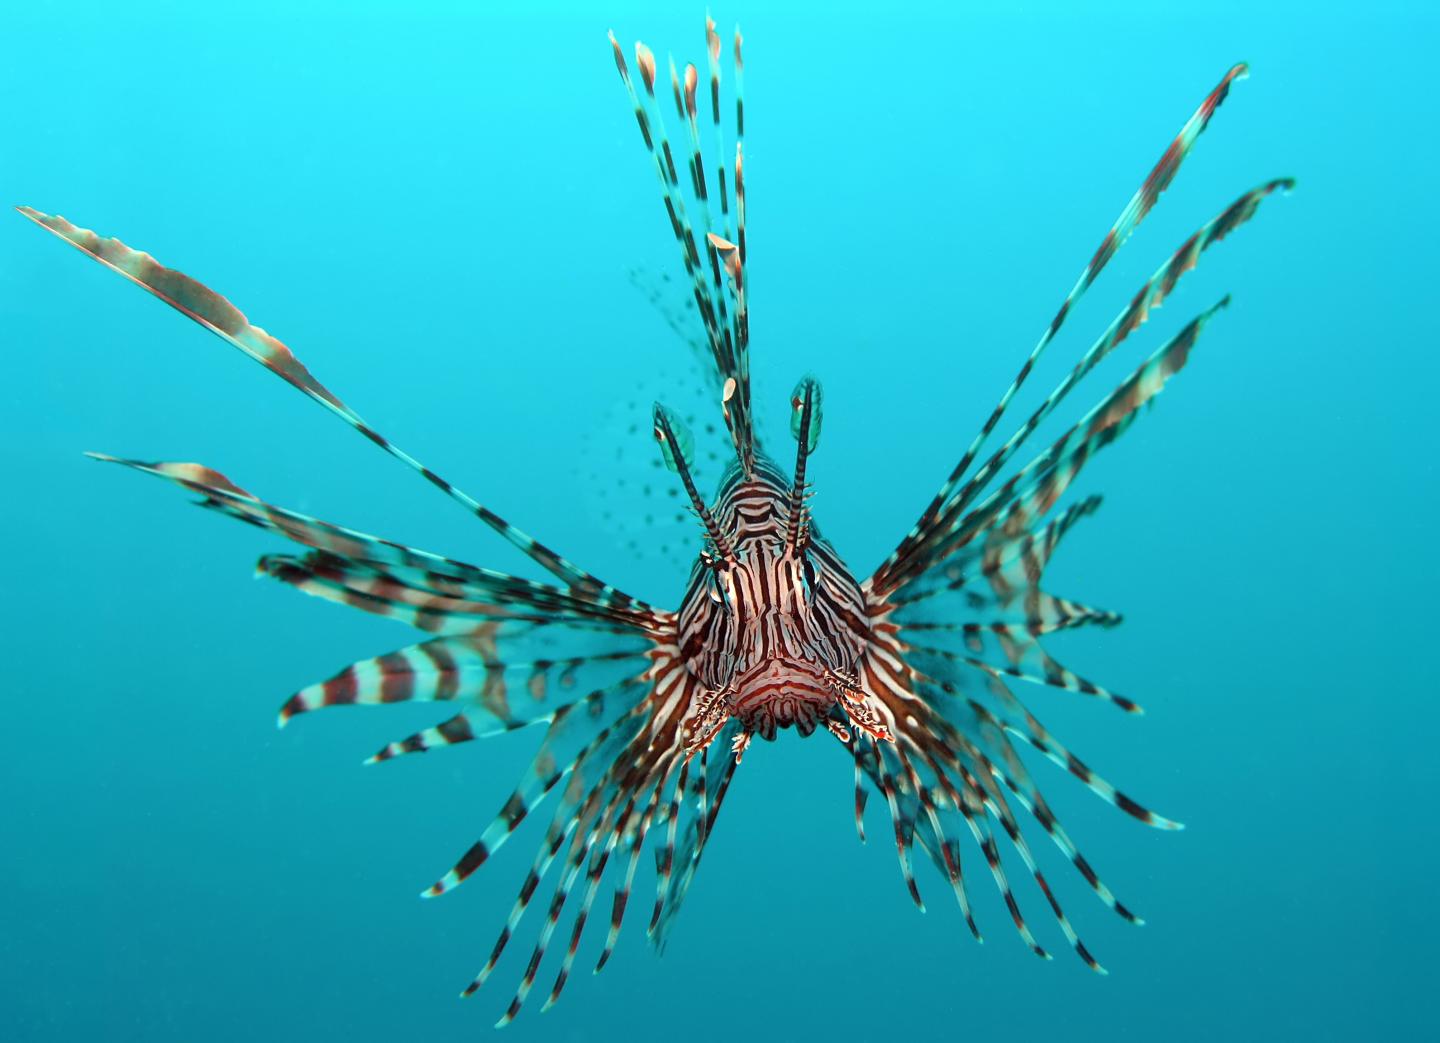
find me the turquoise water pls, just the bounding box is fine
[3,1,1435,1040]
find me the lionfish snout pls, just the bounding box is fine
[683,642,879,761]
[730,656,839,741]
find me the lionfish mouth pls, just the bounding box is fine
[731,659,835,740]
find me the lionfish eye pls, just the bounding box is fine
[707,566,729,610]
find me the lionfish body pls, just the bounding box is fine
[676,444,875,752]
[24,14,1291,1026]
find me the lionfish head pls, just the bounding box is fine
[657,379,883,760]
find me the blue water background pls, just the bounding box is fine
[2,1,1435,1039]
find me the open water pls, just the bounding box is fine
[2,2,1435,1040]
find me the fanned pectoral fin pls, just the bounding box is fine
[986,298,1230,535]
[858,520,1179,972]
[86,432,708,1021]
[844,688,1146,973]
[24,207,651,615]
[887,494,1138,715]
[905,178,1293,568]
[89,452,665,631]
[649,721,740,950]
[18,209,345,408]
[275,630,652,739]
[463,710,694,1026]
[424,680,652,901]
[903,633,1139,715]
[873,65,1266,596]
[915,297,1230,577]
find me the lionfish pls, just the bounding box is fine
[23,14,1290,1027]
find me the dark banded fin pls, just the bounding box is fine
[593,759,677,974]
[273,631,650,739]
[932,180,1293,540]
[961,734,1105,972]
[971,694,1181,831]
[609,19,753,473]
[870,738,926,913]
[460,813,575,1000]
[646,757,690,938]
[427,682,649,902]
[894,743,982,940]
[534,755,674,1018]
[447,632,710,1021]
[650,723,740,947]
[732,25,747,264]
[20,207,643,615]
[893,494,1105,612]
[856,693,1137,969]
[85,454,667,635]
[258,554,545,633]
[863,734,1053,958]
[852,752,869,844]
[79,457,584,609]
[873,64,1257,594]
[907,648,1180,832]
[487,735,685,1026]
[538,794,639,1012]
[898,585,1122,635]
[875,176,1293,593]
[259,544,662,636]
[913,298,1231,578]
[495,788,626,1026]
[886,496,1126,694]
[856,558,1172,967]
[982,729,1146,926]
[905,638,1139,716]
[365,711,478,764]
[965,787,1051,961]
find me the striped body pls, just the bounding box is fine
[676,456,869,744]
[22,12,1291,1026]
